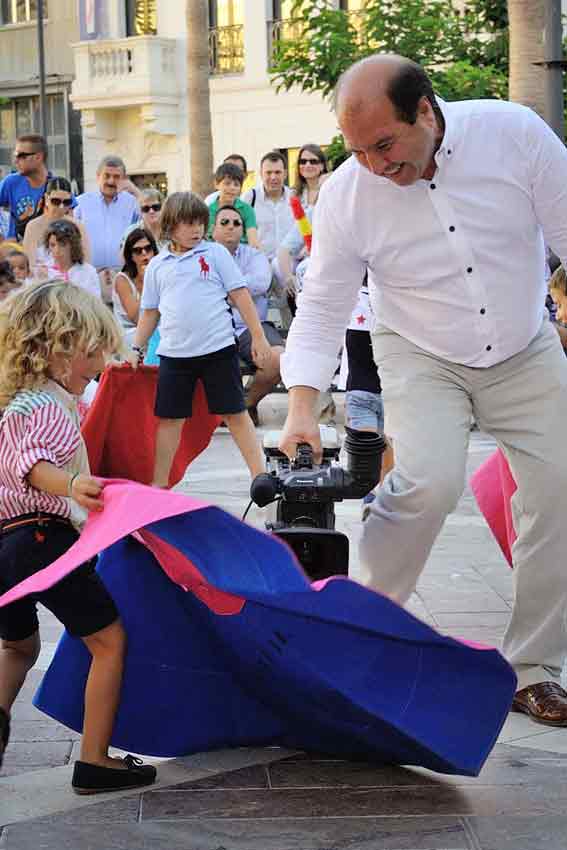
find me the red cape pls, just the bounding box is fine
[82,365,219,487]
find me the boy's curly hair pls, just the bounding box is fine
[0,280,123,408]
[43,219,84,265]
[549,265,567,297]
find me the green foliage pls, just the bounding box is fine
[271,0,508,103]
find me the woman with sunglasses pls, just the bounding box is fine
[293,144,328,209]
[113,228,158,347]
[43,219,100,298]
[122,188,166,253]
[23,177,91,273]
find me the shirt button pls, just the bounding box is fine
[430,183,436,190]
[447,149,452,155]
[486,345,492,351]
[449,226,455,232]
[480,308,486,315]
[467,267,473,273]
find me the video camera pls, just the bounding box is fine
[250,426,387,580]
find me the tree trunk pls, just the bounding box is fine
[186,0,214,197]
[507,0,546,117]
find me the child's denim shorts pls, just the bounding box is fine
[345,389,384,432]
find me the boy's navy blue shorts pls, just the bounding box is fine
[155,344,245,419]
[0,517,118,642]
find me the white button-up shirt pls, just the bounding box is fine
[281,98,567,391]
[242,184,295,261]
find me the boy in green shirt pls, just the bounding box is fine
[207,163,260,248]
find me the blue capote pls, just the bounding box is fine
[34,504,517,777]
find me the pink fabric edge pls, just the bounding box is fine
[0,480,210,608]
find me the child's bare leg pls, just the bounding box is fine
[224,411,265,479]
[80,620,127,768]
[152,417,185,488]
[0,632,40,714]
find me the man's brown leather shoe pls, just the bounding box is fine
[511,682,567,726]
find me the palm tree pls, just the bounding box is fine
[186,0,214,197]
[507,0,546,117]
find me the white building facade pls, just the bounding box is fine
[70,1,365,194]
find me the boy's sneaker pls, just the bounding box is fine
[361,491,376,522]
[0,706,10,768]
[72,755,157,795]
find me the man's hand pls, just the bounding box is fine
[117,177,141,199]
[279,410,322,464]
[284,274,297,297]
[70,474,105,512]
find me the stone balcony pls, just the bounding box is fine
[71,35,179,134]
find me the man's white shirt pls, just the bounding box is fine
[281,98,567,391]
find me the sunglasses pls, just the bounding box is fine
[131,244,155,256]
[48,197,73,207]
[49,222,75,234]
[298,157,321,166]
[141,203,162,213]
[218,218,243,227]
[14,151,37,160]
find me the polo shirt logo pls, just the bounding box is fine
[199,256,210,278]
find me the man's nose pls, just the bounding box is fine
[362,149,389,176]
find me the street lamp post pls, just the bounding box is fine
[37,0,48,138]
[536,0,566,140]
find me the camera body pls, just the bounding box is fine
[250,426,387,581]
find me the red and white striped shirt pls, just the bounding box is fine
[0,380,90,527]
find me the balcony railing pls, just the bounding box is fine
[208,24,244,75]
[72,36,178,109]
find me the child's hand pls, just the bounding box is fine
[70,474,105,512]
[251,336,271,369]
[125,347,144,370]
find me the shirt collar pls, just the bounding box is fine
[162,239,208,260]
[44,378,77,407]
[259,184,289,203]
[98,190,119,205]
[434,98,459,161]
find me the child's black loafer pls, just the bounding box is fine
[72,754,157,794]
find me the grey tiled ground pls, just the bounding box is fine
[1,393,566,847]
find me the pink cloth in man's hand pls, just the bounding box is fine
[82,365,220,487]
[470,448,517,566]
[0,481,209,609]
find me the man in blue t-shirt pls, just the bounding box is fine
[0,134,51,240]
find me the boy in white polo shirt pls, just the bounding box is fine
[131,192,271,487]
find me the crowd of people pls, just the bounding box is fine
[2,52,567,796]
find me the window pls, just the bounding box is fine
[126,0,157,37]
[0,94,69,176]
[0,0,48,25]
[208,0,244,75]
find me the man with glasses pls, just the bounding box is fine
[75,155,140,303]
[0,135,51,240]
[212,205,284,426]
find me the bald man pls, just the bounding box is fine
[278,55,567,726]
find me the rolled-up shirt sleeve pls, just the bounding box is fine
[280,182,366,391]
[5,404,80,489]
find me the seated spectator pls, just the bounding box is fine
[23,177,91,272]
[43,219,100,298]
[5,248,32,285]
[0,260,21,300]
[205,154,254,204]
[0,240,24,262]
[113,227,159,347]
[206,163,260,248]
[123,188,166,251]
[212,204,284,426]
[293,144,329,210]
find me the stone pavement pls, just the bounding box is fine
[1,393,567,849]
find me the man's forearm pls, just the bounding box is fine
[288,385,320,415]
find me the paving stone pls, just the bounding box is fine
[0,741,73,778]
[465,816,567,850]
[9,721,80,744]
[0,816,472,850]
[173,764,270,789]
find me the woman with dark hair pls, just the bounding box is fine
[43,219,100,298]
[113,227,158,346]
[23,176,91,272]
[292,144,328,209]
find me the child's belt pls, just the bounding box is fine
[0,513,72,535]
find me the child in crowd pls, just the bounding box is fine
[130,192,271,487]
[0,260,20,301]
[0,281,157,792]
[5,248,32,285]
[44,219,100,298]
[206,163,260,248]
